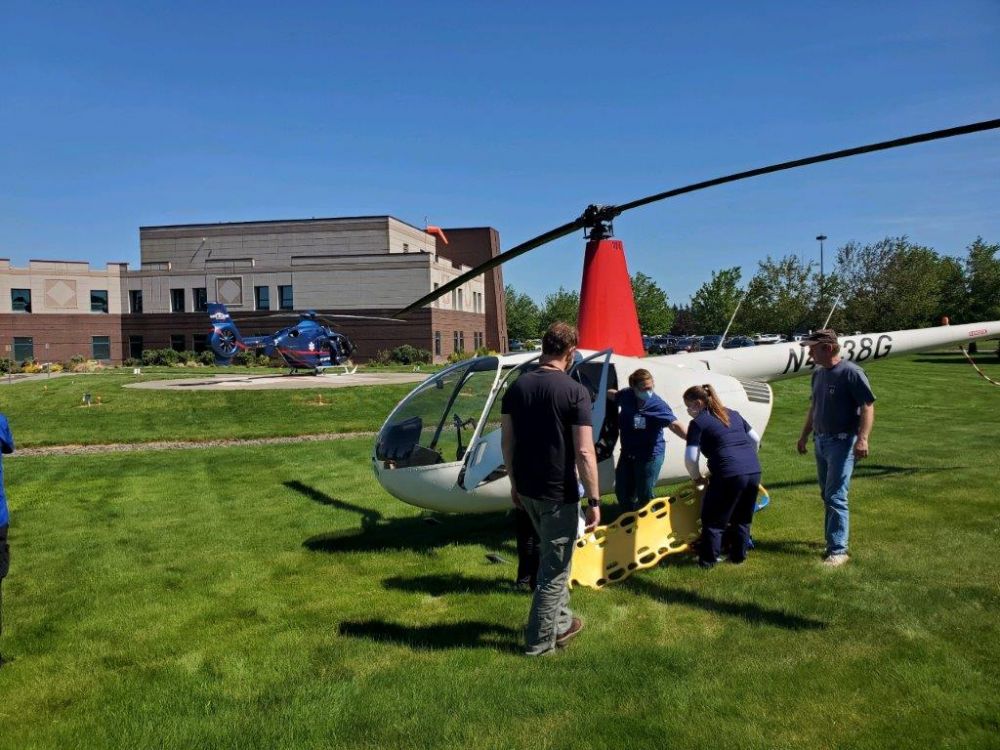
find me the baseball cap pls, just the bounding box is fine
[799,329,839,346]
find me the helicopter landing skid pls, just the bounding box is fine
[569,484,770,590]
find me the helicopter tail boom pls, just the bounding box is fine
[684,320,1000,382]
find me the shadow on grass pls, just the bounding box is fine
[299,487,514,555]
[749,538,825,557]
[763,463,958,491]
[624,577,827,631]
[381,574,511,596]
[338,619,520,651]
[285,480,382,530]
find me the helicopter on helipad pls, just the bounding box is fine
[208,303,365,375]
[370,119,1000,514]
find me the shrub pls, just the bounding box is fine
[69,354,86,366]
[0,359,13,374]
[20,359,43,374]
[178,350,199,364]
[447,350,475,364]
[198,350,216,366]
[123,358,142,368]
[389,345,432,365]
[47,362,64,373]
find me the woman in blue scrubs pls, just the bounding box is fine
[611,369,687,512]
[683,384,761,568]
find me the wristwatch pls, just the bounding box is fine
[587,497,601,508]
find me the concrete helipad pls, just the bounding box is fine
[124,371,429,391]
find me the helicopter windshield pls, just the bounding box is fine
[375,356,501,468]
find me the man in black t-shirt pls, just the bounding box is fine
[501,322,601,656]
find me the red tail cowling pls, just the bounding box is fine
[577,238,645,356]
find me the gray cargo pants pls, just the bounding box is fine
[520,496,578,656]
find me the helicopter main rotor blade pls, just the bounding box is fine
[392,118,1000,318]
[393,218,585,318]
[615,118,1000,215]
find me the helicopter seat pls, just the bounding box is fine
[376,416,443,467]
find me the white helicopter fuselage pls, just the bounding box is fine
[372,321,999,513]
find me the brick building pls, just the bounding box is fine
[0,216,506,365]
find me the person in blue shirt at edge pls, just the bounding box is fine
[608,368,687,513]
[0,413,14,667]
[683,384,762,569]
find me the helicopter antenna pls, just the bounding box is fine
[822,294,842,329]
[719,290,749,348]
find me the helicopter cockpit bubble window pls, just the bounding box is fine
[455,357,544,489]
[375,356,501,469]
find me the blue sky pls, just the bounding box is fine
[2,1,998,305]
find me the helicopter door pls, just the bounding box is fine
[568,349,616,458]
[459,356,542,490]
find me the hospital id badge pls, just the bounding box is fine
[633,414,646,430]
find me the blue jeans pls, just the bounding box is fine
[520,496,580,656]
[614,453,665,512]
[814,434,856,555]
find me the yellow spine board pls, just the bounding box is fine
[570,484,770,590]
[569,487,703,590]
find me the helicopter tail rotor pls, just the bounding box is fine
[208,303,245,364]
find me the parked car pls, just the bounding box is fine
[723,335,756,348]
[509,340,524,352]
[752,333,785,345]
[675,335,701,352]
[647,335,677,355]
[699,334,724,351]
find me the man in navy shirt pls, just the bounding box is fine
[0,413,14,664]
[797,329,876,567]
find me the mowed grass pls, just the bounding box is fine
[0,370,415,446]
[0,351,998,749]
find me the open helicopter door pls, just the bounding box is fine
[568,349,617,460]
[459,355,541,491]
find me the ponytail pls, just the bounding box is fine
[682,383,730,427]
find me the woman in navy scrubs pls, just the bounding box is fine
[610,369,687,512]
[683,384,761,568]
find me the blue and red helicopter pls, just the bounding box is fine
[208,303,360,375]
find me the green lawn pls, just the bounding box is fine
[0,352,998,749]
[0,370,415,446]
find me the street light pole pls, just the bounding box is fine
[816,234,827,302]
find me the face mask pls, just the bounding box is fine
[635,388,652,402]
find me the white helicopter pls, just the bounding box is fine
[372,119,1000,514]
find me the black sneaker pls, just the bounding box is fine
[556,617,583,647]
[698,559,716,569]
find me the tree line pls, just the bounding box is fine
[505,236,1000,340]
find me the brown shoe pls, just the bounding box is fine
[556,617,583,648]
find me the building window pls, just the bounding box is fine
[192,334,208,353]
[92,336,111,360]
[129,290,143,314]
[91,289,109,313]
[473,332,483,350]
[193,287,208,313]
[453,331,465,353]
[451,289,457,309]
[433,282,439,308]
[11,289,31,313]
[13,337,33,362]
[278,285,293,311]
[128,335,143,360]
[403,242,409,252]
[170,288,185,313]
[457,288,464,311]
[434,331,441,356]
[255,286,270,311]
[170,334,186,352]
